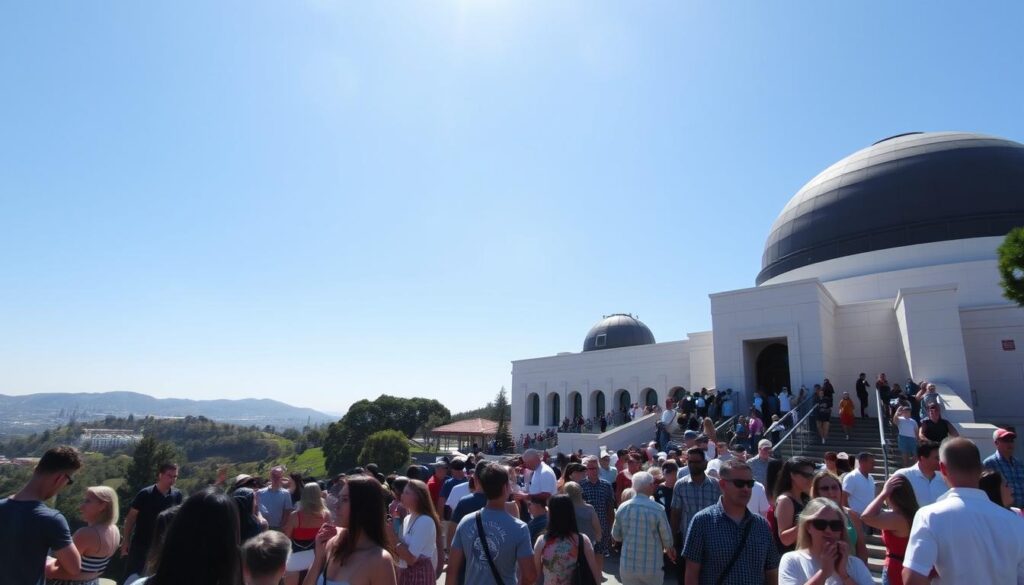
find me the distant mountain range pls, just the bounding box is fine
[0,391,338,436]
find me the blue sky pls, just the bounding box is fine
[2,2,1023,415]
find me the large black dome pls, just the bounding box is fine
[757,131,1024,285]
[582,314,656,352]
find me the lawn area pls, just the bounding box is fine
[284,447,326,477]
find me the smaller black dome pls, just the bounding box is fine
[582,314,656,352]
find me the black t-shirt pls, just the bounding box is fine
[130,484,183,549]
[876,381,891,399]
[920,418,952,443]
[855,378,870,396]
[815,397,832,419]
[654,484,673,515]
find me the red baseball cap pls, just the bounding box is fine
[994,428,1017,441]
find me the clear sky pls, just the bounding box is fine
[2,2,1023,415]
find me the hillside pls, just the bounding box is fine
[0,391,336,437]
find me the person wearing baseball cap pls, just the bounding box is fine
[984,427,1023,508]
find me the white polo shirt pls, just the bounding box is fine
[904,487,1024,584]
[527,461,557,496]
[661,409,676,426]
[747,481,771,518]
[893,463,948,506]
[841,469,876,514]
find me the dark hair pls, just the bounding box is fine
[330,476,391,568]
[662,460,679,474]
[145,505,181,575]
[856,452,874,462]
[478,463,509,500]
[405,465,422,481]
[917,440,940,458]
[391,476,409,498]
[36,446,83,475]
[148,488,241,585]
[889,475,920,524]
[544,494,579,540]
[774,456,815,500]
[686,447,705,461]
[564,463,586,476]
[474,460,490,477]
[232,488,263,543]
[241,531,290,578]
[718,459,750,479]
[980,470,1009,509]
[940,438,982,475]
[158,462,178,474]
[451,459,466,471]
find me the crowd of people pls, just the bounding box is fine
[3,381,1024,585]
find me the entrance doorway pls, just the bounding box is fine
[756,343,791,395]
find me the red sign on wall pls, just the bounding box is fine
[1003,339,1016,351]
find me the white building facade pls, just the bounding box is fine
[512,132,1024,447]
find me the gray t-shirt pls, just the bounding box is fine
[451,507,533,585]
[0,498,73,585]
[257,486,293,528]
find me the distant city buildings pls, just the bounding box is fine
[80,428,143,451]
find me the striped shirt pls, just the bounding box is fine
[611,494,674,576]
[984,452,1024,508]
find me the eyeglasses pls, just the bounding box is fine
[809,518,845,532]
[999,437,1016,443]
[728,479,755,489]
[816,484,841,492]
[64,474,74,485]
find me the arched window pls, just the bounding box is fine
[616,390,631,412]
[644,388,658,407]
[549,394,561,426]
[528,393,540,426]
[571,392,583,419]
[593,391,606,418]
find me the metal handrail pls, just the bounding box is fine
[763,394,817,436]
[715,414,739,434]
[875,389,891,480]
[771,399,819,457]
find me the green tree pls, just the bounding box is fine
[358,430,410,474]
[125,436,183,497]
[999,227,1024,306]
[493,387,513,453]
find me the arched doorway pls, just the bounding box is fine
[616,389,631,412]
[756,343,791,395]
[548,393,561,426]
[527,393,540,426]
[670,386,686,400]
[570,392,583,419]
[643,388,658,407]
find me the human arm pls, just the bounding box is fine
[518,554,538,585]
[775,496,798,547]
[373,550,398,585]
[49,544,82,580]
[121,507,139,556]
[45,526,97,579]
[582,535,600,581]
[515,523,538,585]
[589,507,602,542]
[861,475,909,532]
[302,524,339,585]
[946,421,959,437]
[684,561,701,585]
[282,509,298,538]
[901,510,936,585]
[659,514,677,561]
[532,536,544,578]
[445,547,464,585]
[848,510,868,563]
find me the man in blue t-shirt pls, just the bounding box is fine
[447,462,537,585]
[0,446,83,585]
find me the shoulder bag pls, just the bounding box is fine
[715,516,753,585]
[571,533,597,585]
[475,511,506,585]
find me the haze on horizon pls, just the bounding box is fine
[2,2,1023,415]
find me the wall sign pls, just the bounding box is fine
[1003,339,1016,351]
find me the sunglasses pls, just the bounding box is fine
[64,474,75,485]
[794,470,815,479]
[728,479,755,489]
[809,518,845,532]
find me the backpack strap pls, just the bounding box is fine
[475,511,505,585]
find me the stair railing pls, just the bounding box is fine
[770,396,819,460]
[875,390,892,480]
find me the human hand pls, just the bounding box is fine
[819,541,837,576]
[120,541,129,558]
[314,523,338,557]
[835,540,850,576]
[881,474,904,496]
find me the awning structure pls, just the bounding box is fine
[430,418,499,452]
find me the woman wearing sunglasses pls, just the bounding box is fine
[778,498,874,584]
[809,472,868,564]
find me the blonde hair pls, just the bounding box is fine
[87,485,119,525]
[564,481,584,505]
[299,482,325,516]
[702,418,716,441]
[796,497,849,550]
[620,488,635,504]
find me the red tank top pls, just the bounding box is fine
[882,528,910,585]
[292,512,324,541]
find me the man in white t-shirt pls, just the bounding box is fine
[903,438,1024,585]
[893,440,948,506]
[517,449,556,503]
[841,453,876,514]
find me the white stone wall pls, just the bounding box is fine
[830,299,909,408]
[961,305,1024,425]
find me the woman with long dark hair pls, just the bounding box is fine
[134,488,242,585]
[233,488,266,544]
[532,494,599,585]
[394,479,440,585]
[860,474,919,585]
[772,457,815,553]
[304,475,396,585]
[980,470,1024,516]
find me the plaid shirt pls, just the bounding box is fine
[580,477,615,552]
[984,452,1024,508]
[611,494,674,575]
[683,499,780,585]
[671,474,721,541]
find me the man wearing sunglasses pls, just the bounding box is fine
[682,459,779,585]
[0,445,83,585]
[984,427,1024,508]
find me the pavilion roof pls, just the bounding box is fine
[430,418,498,436]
